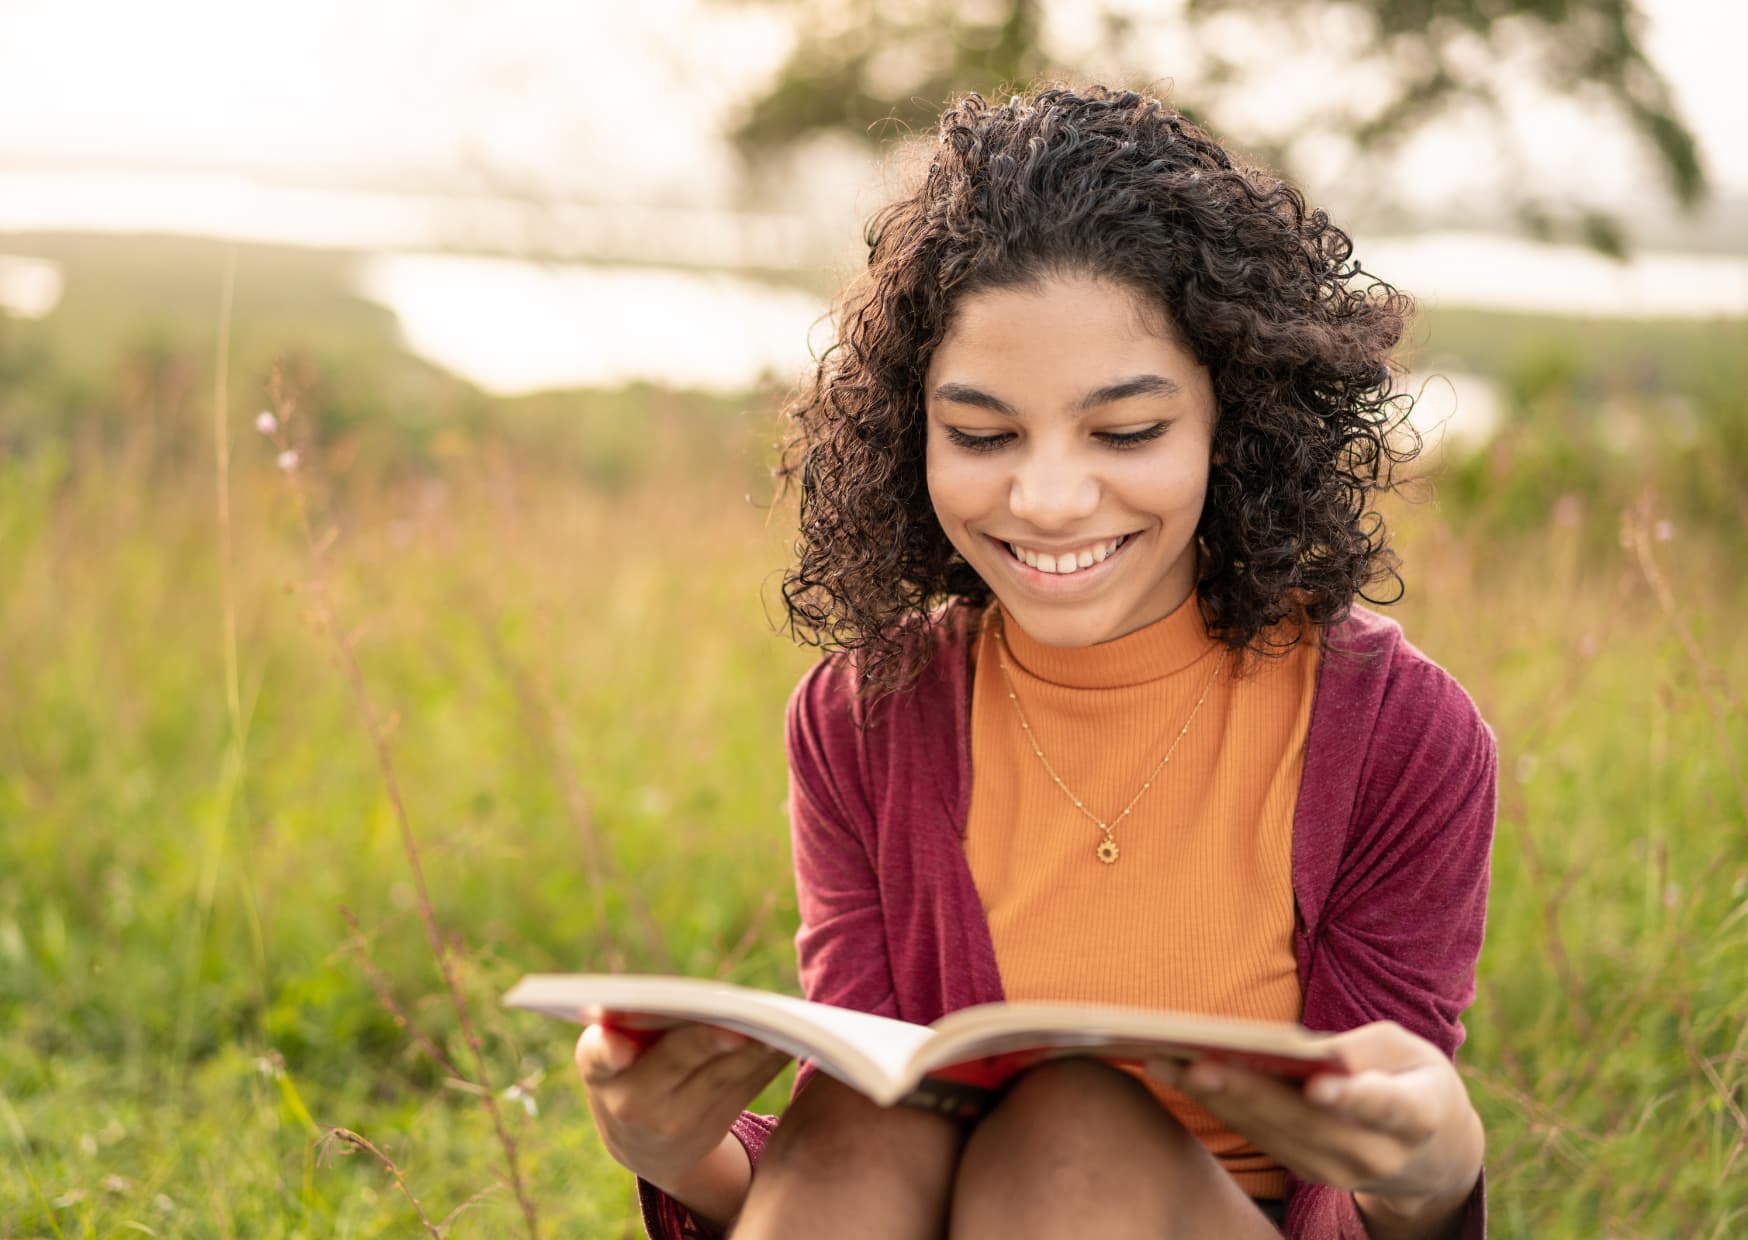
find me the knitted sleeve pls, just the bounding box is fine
[1285,626,1497,1239]
[634,1112,779,1240]
[785,654,906,1022]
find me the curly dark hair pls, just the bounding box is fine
[777,84,1418,696]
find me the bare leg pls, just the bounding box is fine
[732,1075,965,1240]
[949,1059,1284,1239]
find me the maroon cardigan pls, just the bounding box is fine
[642,604,1495,1238]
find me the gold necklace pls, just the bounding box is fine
[992,614,1229,865]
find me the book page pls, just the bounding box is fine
[503,975,937,1102]
[917,1000,1348,1083]
[771,998,937,1096]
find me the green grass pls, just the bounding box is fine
[0,234,1744,1237]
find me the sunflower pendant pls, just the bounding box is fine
[1096,837,1120,865]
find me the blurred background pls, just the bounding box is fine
[1,2,1743,1236]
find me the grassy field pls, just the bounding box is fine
[1,234,1745,1237]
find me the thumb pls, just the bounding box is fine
[576,1022,637,1082]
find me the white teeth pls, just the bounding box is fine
[1007,535,1127,574]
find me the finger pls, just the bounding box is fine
[1308,1069,1438,1143]
[576,1022,639,1085]
[1172,1060,1297,1124]
[1152,1059,1314,1132]
[1323,1021,1441,1074]
[585,1021,742,1095]
[1175,1061,1415,1190]
[1179,1059,1287,1106]
[1176,1061,1356,1154]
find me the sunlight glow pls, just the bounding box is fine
[355,252,825,394]
[0,254,63,319]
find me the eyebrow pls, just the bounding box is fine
[930,374,1182,418]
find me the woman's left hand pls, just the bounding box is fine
[1148,1021,1483,1231]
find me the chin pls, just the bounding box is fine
[995,601,1127,648]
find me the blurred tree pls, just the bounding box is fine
[725,0,1704,252]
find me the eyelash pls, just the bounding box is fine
[943,423,1168,453]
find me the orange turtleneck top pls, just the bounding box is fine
[963,593,1320,1199]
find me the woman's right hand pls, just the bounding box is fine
[575,1021,791,1208]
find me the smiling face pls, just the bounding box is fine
[924,274,1217,648]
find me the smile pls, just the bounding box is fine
[1003,534,1130,576]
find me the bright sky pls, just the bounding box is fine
[0,0,788,203]
[4,0,1743,391]
[0,0,1742,208]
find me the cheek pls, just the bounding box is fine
[1119,448,1211,520]
[924,453,954,530]
[925,449,998,531]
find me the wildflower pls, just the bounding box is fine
[1653,519,1674,542]
[502,1083,539,1118]
[276,449,300,473]
[256,410,278,435]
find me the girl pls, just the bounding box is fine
[578,85,1494,1239]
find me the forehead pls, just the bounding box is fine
[929,275,1189,378]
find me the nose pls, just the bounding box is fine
[1008,447,1100,531]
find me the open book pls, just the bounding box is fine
[504,974,1349,1118]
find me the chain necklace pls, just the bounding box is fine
[992,613,1229,865]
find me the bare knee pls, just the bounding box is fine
[950,1060,1283,1240]
[949,1059,1198,1235]
[764,1074,958,1178]
[735,1076,963,1240]
[977,1058,1196,1164]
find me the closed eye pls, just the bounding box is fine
[944,427,1013,452]
[1097,422,1168,448]
[945,424,1168,452]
